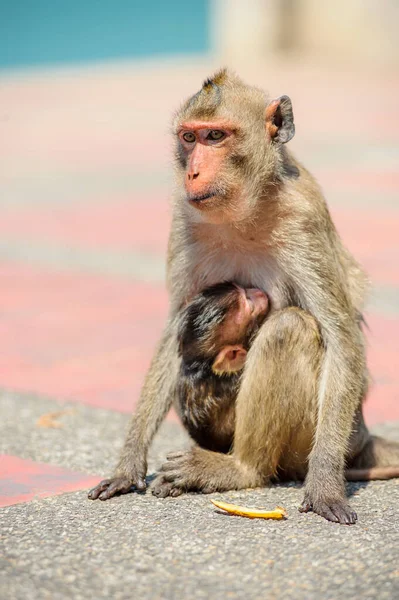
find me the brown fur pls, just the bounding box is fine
[89,70,399,524]
[174,282,268,455]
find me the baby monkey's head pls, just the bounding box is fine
[178,282,269,376]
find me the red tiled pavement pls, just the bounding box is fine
[319,170,399,194]
[366,313,399,424]
[0,263,167,413]
[0,262,397,424]
[331,208,399,286]
[0,195,170,256]
[0,455,100,508]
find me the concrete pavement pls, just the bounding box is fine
[1,389,399,600]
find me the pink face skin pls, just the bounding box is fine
[212,286,268,374]
[221,286,269,342]
[237,287,269,322]
[177,120,235,205]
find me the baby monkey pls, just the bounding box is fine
[176,282,269,453]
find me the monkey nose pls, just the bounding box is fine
[187,171,199,182]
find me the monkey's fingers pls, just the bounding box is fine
[97,478,134,500]
[157,470,186,485]
[151,479,174,498]
[88,476,143,501]
[160,459,186,473]
[151,476,184,498]
[88,479,114,500]
[135,477,147,491]
[211,499,287,520]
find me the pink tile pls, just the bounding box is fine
[0,455,100,508]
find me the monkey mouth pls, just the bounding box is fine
[188,192,216,205]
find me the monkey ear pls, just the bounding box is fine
[212,345,247,375]
[266,95,295,144]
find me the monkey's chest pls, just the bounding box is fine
[188,238,288,310]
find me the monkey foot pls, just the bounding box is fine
[299,498,357,525]
[151,478,184,498]
[151,450,214,497]
[88,476,146,501]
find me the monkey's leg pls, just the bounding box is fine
[152,308,322,498]
[151,448,262,498]
[299,325,367,525]
[89,319,180,500]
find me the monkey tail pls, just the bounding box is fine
[345,466,399,481]
[346,435,399,481]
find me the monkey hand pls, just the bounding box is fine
[299,492,357,525]
[151,449,217,498]
[88,473,147,501]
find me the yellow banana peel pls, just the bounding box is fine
[211,499,287,520]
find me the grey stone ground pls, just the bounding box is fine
[1,390,399,600]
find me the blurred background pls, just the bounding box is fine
[0,0,398,427]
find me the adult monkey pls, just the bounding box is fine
[89,70,399,523]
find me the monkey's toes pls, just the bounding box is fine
[326,502,357,525]
[88,479,113,500]
[151,477,183,498]
[299,498,357,525]
[298,500,312,513]
[88,476,137,501]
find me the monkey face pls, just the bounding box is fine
[176,121,241,223]
[179,124,233,198]
[178,283,269,371]
[174,69,295,224]
[220,286,268,345]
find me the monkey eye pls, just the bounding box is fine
[207,130,225,141]
[182,132,196,143]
